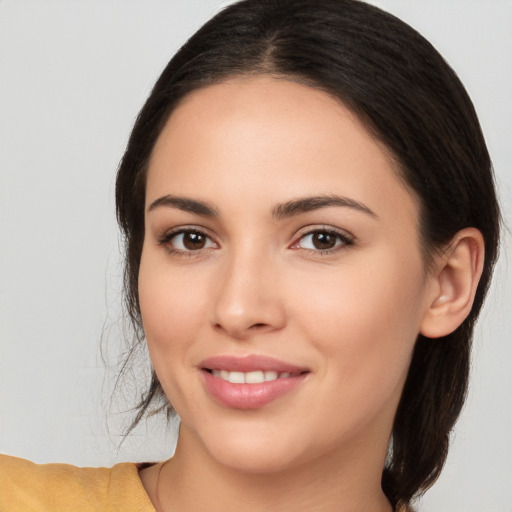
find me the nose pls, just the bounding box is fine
[211,250,286,340]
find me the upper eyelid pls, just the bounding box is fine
[293,225,355,241]
[157,226,218,249]
[290,226,355,251]
[157,224,355,248]
[160,225,215,239]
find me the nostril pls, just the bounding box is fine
[250,323,267,329]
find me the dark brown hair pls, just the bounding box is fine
[115,0,500,507]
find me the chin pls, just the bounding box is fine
[192,422,307,474]
[210,444,297,475]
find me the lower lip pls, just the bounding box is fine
[202,370,308,409]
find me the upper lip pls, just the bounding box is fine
[199,354,309,373]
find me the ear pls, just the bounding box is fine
[420,228,485,338]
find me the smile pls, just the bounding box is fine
[199,355,310,409]
[209,369,302,383]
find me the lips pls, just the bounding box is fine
[199,355,310,409]
[200,354,308,373]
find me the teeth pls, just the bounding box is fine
[210,369,298,383]
[228,371,245,384]
[264,371,278,381]
[245,371,265,384]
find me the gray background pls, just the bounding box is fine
[0,1,511,510]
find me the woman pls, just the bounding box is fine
[0,0,503,511]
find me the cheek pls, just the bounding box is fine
[289,253,427,406]
[138,252,210,370]
[138,256,214,414]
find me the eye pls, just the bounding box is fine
[293,228,353,253]
[159,228,217,253]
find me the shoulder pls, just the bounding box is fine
[0,454,155,512]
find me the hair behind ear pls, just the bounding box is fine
[384,228,485,503]
[384,326,471,503]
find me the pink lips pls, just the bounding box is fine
[199,355,309,409]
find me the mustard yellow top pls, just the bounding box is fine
[0,454,415,511]
[0,454,156,512]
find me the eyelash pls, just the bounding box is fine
[158,226,354,257]
[158,227,218,257]
[291,227,354,255]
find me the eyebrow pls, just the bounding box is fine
[147,193,376,219]
[147,195,219,216]
[272,195,377,219]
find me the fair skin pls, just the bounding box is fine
[138,76,484,511]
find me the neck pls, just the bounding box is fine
[155,426,393,512]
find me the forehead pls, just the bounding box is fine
[146,76,418,224]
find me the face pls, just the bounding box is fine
[139,76,436,473]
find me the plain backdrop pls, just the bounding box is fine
[0,1,511,511]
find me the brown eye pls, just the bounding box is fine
[296,229,353,252]
[182,232,206,250]
[311,232,337,250]
[168,230,216,252]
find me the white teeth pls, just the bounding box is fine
[245,371,265,384]
[228,371,245,384]
[264,371,278,381]
[210,369,297,383]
